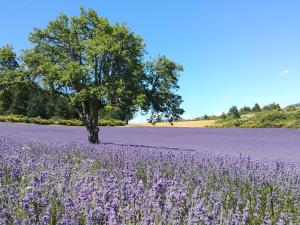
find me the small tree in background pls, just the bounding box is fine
[262,103,281,111]
[0,45,19,74]
[252,103,261,112]
[221,112,226,119]
[239,106,251,114]
[142,56,184,125]
[228,106,240,119]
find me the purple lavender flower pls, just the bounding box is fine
[0,125,299,224]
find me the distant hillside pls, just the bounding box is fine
[192,103,300,128]
[131,103,300,128]
[213,107,300,128]
[286,103,300,107]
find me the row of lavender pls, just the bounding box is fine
[0,138,299,224]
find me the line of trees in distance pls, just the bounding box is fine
[199,103,282,120]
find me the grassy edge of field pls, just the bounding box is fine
[0,114,125,127]
[3,107,300,128]
[1,114,217,128]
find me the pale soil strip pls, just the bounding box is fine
[128,120,216,127]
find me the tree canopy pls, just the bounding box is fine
[228,106,240,119]
[142,56,184,124]
[252,103,261,112]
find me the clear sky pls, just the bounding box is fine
[1,0,300,122]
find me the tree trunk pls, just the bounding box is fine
[76,101,100,144]
[86,101,100,144]
[87,125,99,144]
[124,118,129,125]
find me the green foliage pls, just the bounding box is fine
[0,45,77,120]
[98,118,124,126]
[54,118,83,126]
[0,90,13,114]
[256,111,287,127]
[239,106,251,114]
[142,56,184,124]
[286,105,297,111]
[0,114,124,126]
[0,114,24,123]
[262,103,281,111]
[26,93,48,118]
[215,107,300,128]
[1,86,77,119]
[28,116,52,125]
[0,44,19,74]
[228,106,240,119]
[9,86,30,115]
[252,103,261,112]
[194,114,218,120]
[0,115,51,125]
[221,112,226,119]
[0,45,20,114]
[98,104,133,124]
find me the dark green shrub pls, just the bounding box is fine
[252,103,261,112]
[55,119,82,126]
[0,114,23,122]
[262,103,281,111]
[228,106,240,119]
[256,111,287,127]
[98,119,124,126]
[239,106,251,114]
[214,107,300,128]
[29,117,52,125]
[0,115,125,126]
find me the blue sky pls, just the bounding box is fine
[1,1,300,122]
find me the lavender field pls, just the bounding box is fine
[1,123,300,164]
[0,122,300,224]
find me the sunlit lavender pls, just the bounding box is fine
[0,132,299,224]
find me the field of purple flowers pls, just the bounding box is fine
[0,123,300,224]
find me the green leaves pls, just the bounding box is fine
[0,45,19,74]
[25,8,144,106]
[142,56,184,124]
[0,45,20,91]
[228,106,241,119]
[71,87,103,105]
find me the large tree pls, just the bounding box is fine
[23,8,144,143]
[21,8,184,143]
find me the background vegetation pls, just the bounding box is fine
[0,114,124,126]
[212,103,300,128]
